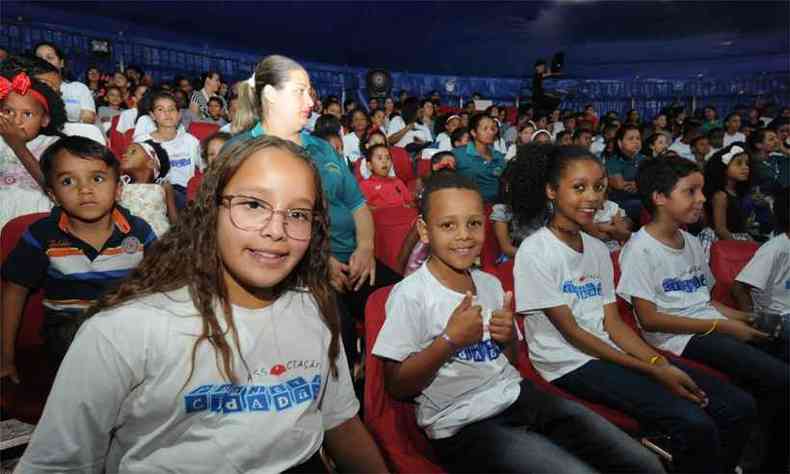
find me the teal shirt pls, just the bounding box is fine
[605,152,646,182]
[452,143,506,203]
[228,122,366,263]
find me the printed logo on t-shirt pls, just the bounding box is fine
[171,158,192,168]
[662,274,706,293]
[184,374,321,414]
[454,339,501,362]
[561,276,603,300]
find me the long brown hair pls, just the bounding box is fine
[85,136,340,385]
[233,55,305,134]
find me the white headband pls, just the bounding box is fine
[722,145,745,166]
[531,129,551,141]
[247,72,256,90]
[138,142,163,181]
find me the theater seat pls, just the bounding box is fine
[364,286,446,473]
[371,206,418,273]
[108,114,134,161]
[186,172,204,202]
[708,240,760,308]
[1,212,56,423]
[188,121,220,142]
[389,147,415,183]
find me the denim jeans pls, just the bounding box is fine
[682,333,790,473]
[430,379,664,474]
[555,359,756,473]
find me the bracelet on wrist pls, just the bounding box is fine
[440,332,459,352]
[702,320,719,336]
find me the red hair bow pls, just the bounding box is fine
[0,72,33,100]
[0,72,49,113]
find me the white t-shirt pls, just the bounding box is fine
[594,200,624,224]
[17,287,358,474]
[305,112,320,132]
[736,233,790,315]
[372,263,521,439]
[386,116,432,148]
[60,81,95,123]
[342,132,363,163]
[435,132,452,151]
[63,122,107,145]
[616,228,725,355]
[132,115,159,142]
[505,143,517,161]
[722,132,746,147]
[515,228,621,382]
[668,140,694,162]
[590,135,606,158]
[137,130,200,187]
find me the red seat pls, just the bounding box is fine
[187,121,220,142]
[353,158,364,182]
[389,147,415,183]
[107,114,134,162]
[186,172,204,202]
[371,206,419,273]
[1,212,56,423]
[505,106,518,125]
[708,240,760,308]
[364,287,446,473]
[416,159,432,178]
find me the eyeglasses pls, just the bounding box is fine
[220,195,316,240]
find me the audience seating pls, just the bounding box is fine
[371,206,418,273]
[107,114,134,161]
[0,212,56,423]
[708,240,760,308]
[187,121,220,142]
[364,286,446,473]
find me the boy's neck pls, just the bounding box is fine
[66,210,115,251]
[427,257,475,295]
[646,214,683,248]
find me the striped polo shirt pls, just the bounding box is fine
[2,206,156,317]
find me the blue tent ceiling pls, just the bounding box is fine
[10,0,790,80]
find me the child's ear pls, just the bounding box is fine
[416,216,430,244]
[114,176,122,201]
[40,113,51,130]
[652,190,667,208]
[263,84,278,105]
[46,188,59,206]
[545,182,557,201]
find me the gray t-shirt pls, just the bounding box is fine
[17,287,358,473]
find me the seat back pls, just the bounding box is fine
[371,206,419,273]
[389,147,415,183]
[186,173,204,202]
[709,240,760,307]
[188,121,220,142]
[1,213,49,348]
[108,114,134,161]
[364,287,446,473]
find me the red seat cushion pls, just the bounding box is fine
[364,287,446,473]
[389,147,415,183]
[107,114,134,162]
[187,122,220,142]
[371,207,419,273]
[709,240,760,308]
[186,173,203,202]
[1,212,55,423]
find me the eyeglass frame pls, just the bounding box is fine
[219,194,320,241]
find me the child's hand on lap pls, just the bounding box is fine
[490,291,515,345]
[651,363,708,407]
[445,291,483,347]
[718,319,771,342]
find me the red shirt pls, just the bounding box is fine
[359,175,412,209]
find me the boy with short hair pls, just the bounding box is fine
[1,136,156,380]
[374,172,663,473]
[618,155,789,473]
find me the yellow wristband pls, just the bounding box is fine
[702,320,719,336]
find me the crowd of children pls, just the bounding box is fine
[0,45,788,473]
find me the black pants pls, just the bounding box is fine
[337,259,402,366]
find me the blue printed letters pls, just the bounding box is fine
[184,374,321,415]
[662,274,706,293]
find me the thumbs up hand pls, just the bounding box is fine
[489,291,515,345]
[445,291,483,348]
